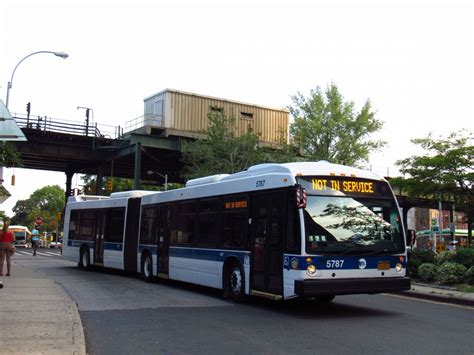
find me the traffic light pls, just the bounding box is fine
[85,108,90,120]
[26,102,31,118]
[107,179,113,191]
[56,212,62,221]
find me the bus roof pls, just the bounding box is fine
[186,161,385,187]
[9,225,32,234]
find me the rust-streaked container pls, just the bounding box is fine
[136,89,289,145]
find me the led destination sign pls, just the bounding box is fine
[311,179,374,194]
[298,176,391,198]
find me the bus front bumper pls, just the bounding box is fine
[295,277,411,296]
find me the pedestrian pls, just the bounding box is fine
[0,219,16,276]
[32,227,40,256]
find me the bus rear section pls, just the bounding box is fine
[62,192,154,271]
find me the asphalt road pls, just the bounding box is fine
[13,252,474,355]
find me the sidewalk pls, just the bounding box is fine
[396,282,474,307]
[0,263,86,354]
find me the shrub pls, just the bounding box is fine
[408,249,437,278]
[451,248,474,268]
[435,262,467,285]
[466,266,474,285]
[436,251,456,265]
[417,263,438,283]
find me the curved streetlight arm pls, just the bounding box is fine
[6,50,69,108]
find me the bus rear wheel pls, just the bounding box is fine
[227,265,245,302]
[141,253,153,282]
[79,247,90,270]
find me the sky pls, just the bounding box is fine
[0,0,473,216]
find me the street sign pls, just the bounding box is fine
[35,216,43,225]
[436,242,446,254]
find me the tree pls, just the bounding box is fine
[394,130,474,245]
[11,185,65,233]
[181,108,266,180]
[289,83,385,166]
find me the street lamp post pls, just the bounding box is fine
[147,170,168,190]
[5,50,69,109]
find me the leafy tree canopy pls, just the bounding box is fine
[394,130,473,211]
[289,83,385,166]
[393,130,474,243]
[0,142,22,167]
[11,185,65,233]
[181,109,268,180]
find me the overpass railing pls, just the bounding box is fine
[12,113,123,139]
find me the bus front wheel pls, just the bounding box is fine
[315,294,336,303]
[227,265,245,302]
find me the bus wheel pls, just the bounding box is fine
[315,294,336,303]
[79,247,90,270]
[227,265,245,302]
[141,253,153,282]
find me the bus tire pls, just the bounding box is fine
[141,252,154,282]
[226,264,245,302]
[315,294,336,303]
[79,246,90,270]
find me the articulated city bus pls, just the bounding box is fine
[63,161,410,302]
[9,225,32,247]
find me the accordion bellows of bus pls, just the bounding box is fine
[63,161,410,302]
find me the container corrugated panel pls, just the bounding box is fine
[160,89,288,144]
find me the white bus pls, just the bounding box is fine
[63,161,410,302]
[9,225,32,247]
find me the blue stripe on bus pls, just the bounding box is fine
[283,255,406,271]
[170,247,249,264]
[66,240,123,251]
[139,244,158,254]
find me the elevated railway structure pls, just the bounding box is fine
[10,113,183,200]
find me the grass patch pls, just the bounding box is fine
[455,284,474,293]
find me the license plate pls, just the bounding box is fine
[378,261,390,270]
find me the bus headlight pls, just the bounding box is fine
[396,263,403,272]
[306,264,317,276]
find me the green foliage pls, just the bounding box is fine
[418,263,438,283]
[181,108,268,180]
[408,249,436,277]
[288,83,385,166]
[435,250,456,265]
[394,131,474,239]
[466,266,474,285]
[0,142,22,167]
[451,248,474,268]
[11,185,65,232]
[435,262,467,285]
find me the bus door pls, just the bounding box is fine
[94,212,106,266]
[124,198,142,273]
[251,191,286,298]
[157,204,171,277]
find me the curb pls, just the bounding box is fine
[392,290,474,307]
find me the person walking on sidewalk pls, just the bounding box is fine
[0,219,16,276]
[32,227,40,256]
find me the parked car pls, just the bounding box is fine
[49,241,62,248]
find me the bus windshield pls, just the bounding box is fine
[298,176,405,255]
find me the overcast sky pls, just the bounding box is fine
[1,0,472,216]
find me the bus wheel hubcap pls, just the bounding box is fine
[231,269,242,294]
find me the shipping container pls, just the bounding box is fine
[126,89,289,146]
